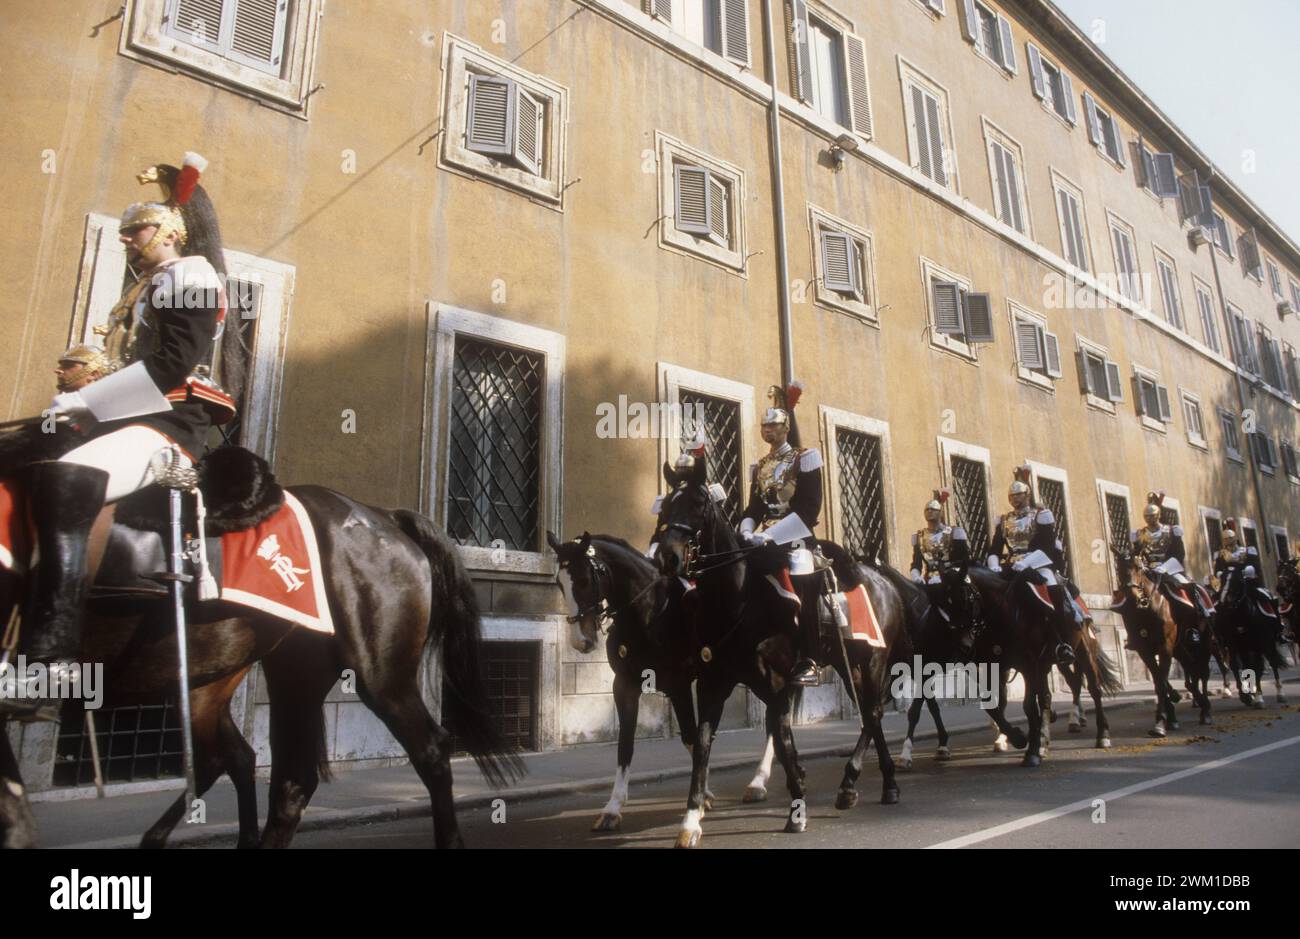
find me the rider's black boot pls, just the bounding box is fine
[1048,585,1075,666]
[0,462,108,720]
[791,583,823,686]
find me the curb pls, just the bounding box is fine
[53,691,1158,849]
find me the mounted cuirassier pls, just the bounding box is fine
[1213,520,1283,640]
[909,488,969,628]
[1131,491,1214,638]
[986,465,1075,666]
[0,153,239,717]
[738,382,826,686]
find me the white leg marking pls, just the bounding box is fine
[746,735,775,792]
[600,766,630,818]
[680,808,703,836]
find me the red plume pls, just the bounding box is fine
[934,487,951,505]
[172,152,208,207]
[785,380,804,411]
[1224,518,1237,532]
[1014,464,1032,484]
[1147,490,1165,507]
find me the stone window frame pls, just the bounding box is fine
[937,435,993,555]
[807,204,878,324]
[119,0,323,117]
[1131,361,1171,435]
[1095,477,1132,591]
[1217,407,1244,465]
[655,131,748,275]
[1074,334,1119,416]
[898,56,961,194]
[1009,301,1060,392]
[1178,387,1209,452]
[422,302,565,577]
[439,34,569,209]
[655,362,756,499]
[981,117,1032,237]
[920,256,980,363]
[819,406,899,568]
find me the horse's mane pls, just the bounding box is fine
[590,534,655,572]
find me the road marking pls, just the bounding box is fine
[926,733,1300,849]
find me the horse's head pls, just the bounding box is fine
[548,530,608,654]
[654,457,714,579]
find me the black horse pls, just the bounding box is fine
[1214,560,1289,708]
[0,466,521,849]
[654,457,916,846]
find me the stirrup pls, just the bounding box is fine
[791,660,822,687]
[1054,642,1075,665]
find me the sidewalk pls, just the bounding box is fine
[28,677,1207,849]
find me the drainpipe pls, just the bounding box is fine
[762,0,795,389]
[1202,168,1273,572]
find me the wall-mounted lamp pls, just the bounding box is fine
[829,133,859,170]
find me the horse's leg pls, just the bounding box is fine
[834,661,871,809]
[988,672,1027,750]
[929,696,952,761]
[1065,663,1086,732]
[1021,667,1044,767]
[675,681,729,848]
[0,726,37,849]
[593,671,640,832]
[768,688,811,832]
[259,638,339,849]
[1137,649,1169,737]
[1269,648,1288,705]
[141,669,257,849]
[899,695,925,770]
[743,732,775,803]
[1158,653,1179,732]
[1081,655,1111,749]
[862,660,900,804]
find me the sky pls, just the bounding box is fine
[1052,0,1300,245]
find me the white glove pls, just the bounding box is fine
[986,556,1001,572]
[1012,559,1028,572]
[909,570,923,584]
[48,391,90,419]
[750,531,770,546]
[1244,565,1257,580]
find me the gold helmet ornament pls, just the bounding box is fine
[1222,519,1239,546]
[1008,464,1033,501]
[762,381,803,427]
[1143,490,1165,520]
[55,343,112,391]
[924,487,950,516]
[119,152,209,256]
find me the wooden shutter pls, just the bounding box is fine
[644,0,672,22]
[707,175,729,244]
[1132,376,1147,416]
[1112,117,1127,167]
[720,0,751,67]
[1083,93,1102,147]
[788,0,813,102]
[932,281,964,334]
[1044,332,1062,378]
[959,0,979,42]
[229,0,287,72]
[514,89,544,176]
[1059,71,1077,124]
[911,86,933,180]
[997,15,1016,72]
[1153,153,1179,198]
[924,93,947,185]
[1026,43,1046,99]
[1105,360,1123,401]
[964,293,995,343]
[674,165,712,235]
[467,74,515,156]
[1157,384,1173,422]
[821,231,856,293]
[844,33,873,139]
[1016,319,1044,369]
[172,0,227,49]
[1076,350,1094,394]
[1197,185,1215,229]
[997,145,1023,232]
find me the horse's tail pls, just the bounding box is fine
[390,509,525,788]
[1081,629,1124,696]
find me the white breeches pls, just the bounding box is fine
[59,427,191,503]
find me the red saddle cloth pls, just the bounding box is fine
[0,479,28,574]
[834,584,885,648]
[219,491,333,634]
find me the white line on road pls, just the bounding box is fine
[926,733,1300,849]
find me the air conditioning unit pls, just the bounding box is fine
[1279,300,1295,321]
[1188,227,1210,248]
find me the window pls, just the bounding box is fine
[1193,280,1221,353]
[1181,390,1207,449]
[1033,471,1074,581]
[1137,145,1180,199]
[1083,93,1126,166]
[984,121,1028,234]
[656,132,747,272]
[1219,408,1243,463]
[1290,279,1300,313]
[1250,429,1278,474]
[1201,508,1224,573]
[426,304,564,575]
[1052,173,1089,271]
[1281,441,1300,482]
[923,259,995,358]
[1266,258,1284,299]
[1239,230,1263,280]
[441,38,568,206]
[1011,306,1061,388]
[1132,367,1173,430]
[810,206,877,321]
[122,0,321,112]
[1108,215,1140,302]
[1257,325,1284,389]
[959,0,1016,74]
[1225,305,1258,374]
[941,437,992,561]
[1075,338,1123,411]
[789,3,873,138]
[1153,250,1183,330]
[1097,479,1132,588]
[1209,211,1234,258]
[823,408,894,566]
[1284,343,1300,399]
[901,61,955,189]
[645,0,751,66]
[1025,44,1076,124]
[1273,526,1293,560]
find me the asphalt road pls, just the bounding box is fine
[286,691,1300,850]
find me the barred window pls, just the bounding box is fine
[447,337,544,551]
[1036,477,1073,581]
[1204,515,1223,555]
[950,456,989,561]
[835,428,888,564]
[678,390,743,528]
[1160,506,1179,528]
[1105,493,1130,551]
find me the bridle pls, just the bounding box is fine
[560,545,660,632]
[659,483,761,579]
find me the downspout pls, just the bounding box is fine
[762,0,795,388]
[1202,168,1273,570]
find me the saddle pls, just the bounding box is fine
[93,446,283,602]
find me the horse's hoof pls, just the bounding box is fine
[935,746,952,762]
[591,813,622,832]
[784,816,807,834]
[674,829,701,849]
[1200,714,1212,726]
[1169,720,1181,732]
[1068,721,1082,733]
[1278,694,1289,705]
[1149,724,1167,738]
[741,785,768,804]
[881,786,900,805]
[702,793,715,812]
[1079,715,1089,728]
[1007,728,1029,750]
[1047,709,1058,724]
[991,739,1008,753]
[835,789,858,810]
[1251,698,1265,710]
[1022,753,1042,767]
[1098,736,1112,750]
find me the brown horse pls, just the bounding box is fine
[0,476,521,849]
